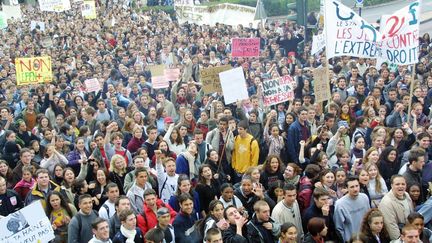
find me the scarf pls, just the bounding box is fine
[120,225,136,243]
[284,175,300,186]
[181,152,196,178]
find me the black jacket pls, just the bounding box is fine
[0,189,23,216]
[222,224,248,243]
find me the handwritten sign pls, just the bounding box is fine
[0,201,55,243]
[200,65,232,94]
[39,0,71,12]
[313,67,331,103]
[15,56,52,86]
[149,65,168,89]
[81,1,96,19]
[164,68,181,81]
[379,1,420,65]
[231,38,260,57]
[324,0,381,59]
[262,76,295,106]
[219,67,249,105]
[84,78,100,92]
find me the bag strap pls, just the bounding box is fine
[159,176,169,198]
[102,204,110,218]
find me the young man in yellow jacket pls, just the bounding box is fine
[231,120,260,183]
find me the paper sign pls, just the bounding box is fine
[0,12,6,29]
[311,32,325,55]
[262,75,295,106]
[84,78,100,92]
[30,21,45,31]
[200,65,232,94]
[39,0,71,12]
[15,56,53,85]
[231,38,260,57]
[41,37,53,48]
[0,201,55,243]
[164,68,181,81]
[313,67,331,103]
[81,1,96,19]
[219,67,249,105]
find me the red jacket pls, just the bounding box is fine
[136,199,177,234]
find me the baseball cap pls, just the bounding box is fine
[157,207,170,218]
[164,117,174,124]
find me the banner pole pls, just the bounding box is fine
[408,63,416,118]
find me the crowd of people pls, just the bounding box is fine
[0,1,432,243]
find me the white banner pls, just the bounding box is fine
[379,1,421,65]
[1,4,22,20]
[0,201,55,243]
[175,3,259,27]
[324,0,381,59]
[39,0,71,12]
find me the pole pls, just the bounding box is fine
[408,63,417,119]
[359,7,362,17]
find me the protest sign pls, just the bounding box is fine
[81,1,96,19]
[0,12,6,29]
[164,68,181,81]
[149,65,169,89]
[41,37,53,48]
[15,56,52,85]
[311,32,325,55]
[262,75,295,106]
[324,0,381,59]
[30,21,45,31]
[231,38,260,57]
[176,3,259,27]
[200,65,232,94]
[0,201,55,243]
[39,0,71,12]
[84,78,100,92]
[313,67,331,103]
[379,1,420,65]
[219,67,249,105]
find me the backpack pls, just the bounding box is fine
[297,176,313,214]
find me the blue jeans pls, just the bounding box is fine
[418,197,432,225]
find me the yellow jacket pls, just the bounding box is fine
[232,134,260,173]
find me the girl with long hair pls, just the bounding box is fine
[260,155,284,190]
[108,154,131,195]
[365,163,388,207]
[168,174,201,218]
[360,208,390,243]
[195,164,221,217]
[46,191,77,243]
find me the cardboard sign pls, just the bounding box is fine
[15,56,53,85]
[81,1,96,19]
[262,75,295,106]
[0,201,55,243]
[231,38,260,57]
[84,78,100,92]
[313,67,331,103]
[200,65,232,94]
[219,67,249,105]
[149,65,168,89]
